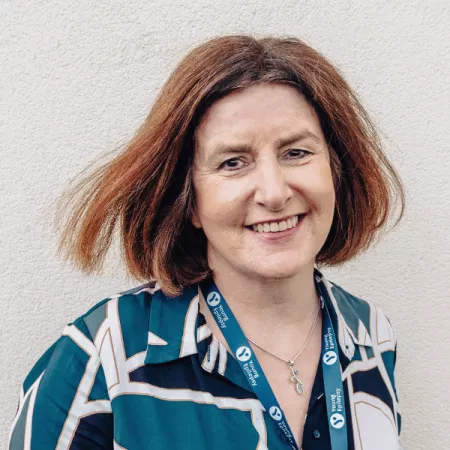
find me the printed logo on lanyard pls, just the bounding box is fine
[207,291,230,329]
[206,292,221,307]
[236,346,252,362]
[323,350,338,365]
[269,406,283,421]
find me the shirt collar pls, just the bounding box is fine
[144,268,372,366]
[144,285,201,364]
[314,268,373,359]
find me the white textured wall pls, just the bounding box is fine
[1,1,449,448]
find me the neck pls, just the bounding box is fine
[199,259,320,348]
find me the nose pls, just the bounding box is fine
[253,155,293,210]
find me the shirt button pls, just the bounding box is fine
[313,429,321,439]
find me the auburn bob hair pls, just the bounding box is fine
[55,34,405,297]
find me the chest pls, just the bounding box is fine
[106,346,402,450]
[258,343,322,446]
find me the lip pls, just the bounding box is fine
[246,213,307,241]
[246,213,307,228]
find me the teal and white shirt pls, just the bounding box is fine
[9,269,402,449]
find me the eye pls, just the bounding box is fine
[285,149,312,159]
[218,157,246,171]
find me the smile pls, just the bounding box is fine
[246,214,305,234]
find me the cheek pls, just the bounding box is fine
[326,167,336,208]
[194,177,247,225]
[315,162,335,203]
[321,171,336,226]
[296,163,334,202]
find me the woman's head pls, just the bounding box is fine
[56,34,405,296]
[191,83,335,281]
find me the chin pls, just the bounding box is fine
[247,260,311,281]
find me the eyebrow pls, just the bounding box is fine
[210,130,322,157]
[275,131,322,147]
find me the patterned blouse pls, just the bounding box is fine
[9,269,402,449]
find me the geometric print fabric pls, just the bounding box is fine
[9,268,402,449]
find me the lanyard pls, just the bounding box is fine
[200,272,348,450]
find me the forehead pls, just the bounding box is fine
[195,83,323,148]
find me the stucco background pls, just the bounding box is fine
[1,1,449,448]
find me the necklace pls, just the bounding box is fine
[246,303,321,395]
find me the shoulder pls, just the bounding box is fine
[324,277,403,442]
[325,277,398,352]
[9,283,159,450]
[20,281,160,399]
[75,281,160,345]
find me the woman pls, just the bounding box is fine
[9,35,405,449]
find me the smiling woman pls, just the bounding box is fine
[191,84,336,282]
[9,35,405,450]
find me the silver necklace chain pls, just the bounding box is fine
[246,303,321,364]
[246,302,322,395]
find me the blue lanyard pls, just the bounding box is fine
[200,272,348,450]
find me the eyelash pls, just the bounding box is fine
[218,149,312,171]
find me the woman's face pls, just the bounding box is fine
[191,83,335,281]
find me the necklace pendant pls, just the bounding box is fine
[288,361,304,395]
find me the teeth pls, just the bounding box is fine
[270,222,279,232]
[251,215,300,233]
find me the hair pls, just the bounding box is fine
[54,34,405,297]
